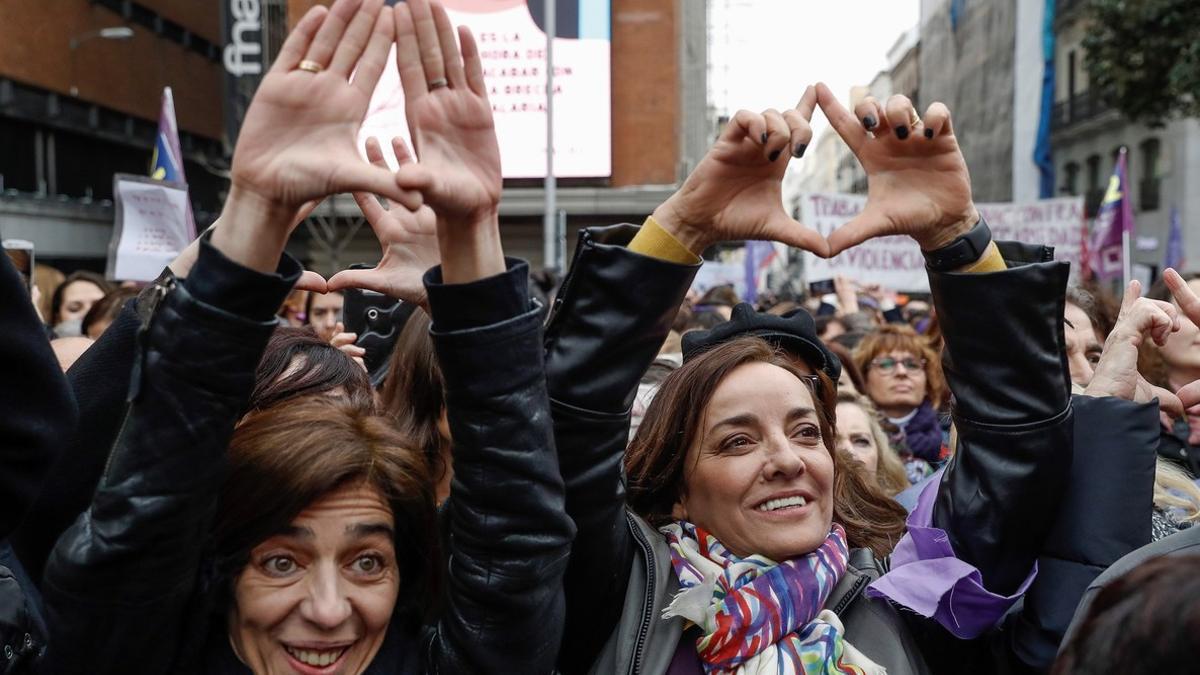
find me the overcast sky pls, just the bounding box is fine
[709,0,921,143]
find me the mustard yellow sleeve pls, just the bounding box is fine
[627,216,702,265]
[957,241,1007,274]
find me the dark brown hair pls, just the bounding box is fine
[379,309,449,485]
[625,337,907,558]
[1053,555,1200,674]
[81,287,138,338]
[249,326,373,412]
[214,397,440,628]
[50,270,113,324]
[825,341,865,394]
[854,324,947,408]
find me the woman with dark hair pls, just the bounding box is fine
[49,270,112,337]
[81,287,138,339]
[251,326,374,411]
[555,84,1073,674]
[41,3,574,674]
[378,309,453,504]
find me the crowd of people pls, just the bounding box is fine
[3,0,1200,673]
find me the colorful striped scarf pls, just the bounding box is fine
[660,522,882,675]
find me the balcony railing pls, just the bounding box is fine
[1052,89,1112,132]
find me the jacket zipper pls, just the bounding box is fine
[627,515,656,675]
[830,573,870,616]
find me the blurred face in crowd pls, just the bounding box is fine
[673,361,835,561]
[1160,278,1200,384]
[310,292,345,343]
[57,280,105,326]
[1063,302,1103,387]
[835,402,879,477]
[864,350,927,418]
[230,482,399,675]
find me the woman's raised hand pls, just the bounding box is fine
[1165,269,1200,414]
[327,137,440,309]
[217,0,421,273]
[392,0,504,283]
[651,86,827,256]
[816,83,979,256]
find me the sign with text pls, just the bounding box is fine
[799,194,1085,292]
[361,0,612,178]
[107,175,192,282]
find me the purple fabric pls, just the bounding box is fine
[667,634,706,675]
[866,475,1037,639]
[902,400,943,463]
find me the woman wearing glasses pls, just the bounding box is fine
[854,325,947,479]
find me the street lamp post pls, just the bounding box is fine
[69,26,134,97]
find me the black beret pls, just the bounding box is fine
[681,302,842,383]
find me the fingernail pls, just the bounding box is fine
[761,132,769,144]
[895,125,909,140]
[863,115,877,129]
[793,143,807,158]
[924,128,934,139]
[768,149,782,162]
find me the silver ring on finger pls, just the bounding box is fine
[428,77,448,91]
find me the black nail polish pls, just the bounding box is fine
[793,143,807,158]
[863,115,877,130]
[761,132,769,144]
[768,149,782,162]
[895,125,909,140]
[924,128,934,139]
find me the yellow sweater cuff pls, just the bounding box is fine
[627,216,702,265]
[958,241,1007,273]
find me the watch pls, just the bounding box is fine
[923,216,992,272]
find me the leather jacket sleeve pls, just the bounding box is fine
[931,241,1074,596]
[542,225,699,674]
[423,259,577,675]
[0,253,77,539]
[40,241,298,675]
[11,294,140,582]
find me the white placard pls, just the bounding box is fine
[359,0,612,178]
[107,175,192,282]
[799,194,1086,292]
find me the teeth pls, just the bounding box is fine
[757,496,807,512]
[285,646,346,667]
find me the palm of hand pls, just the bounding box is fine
[856,136,975,242]
[675,136,789,241]
[232,71,372,207]
[407,92,502,222]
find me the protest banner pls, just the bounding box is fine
[107,174,192,282]
[799,193,1085,291]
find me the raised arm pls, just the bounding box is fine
[41,3,410,671]
[815,85,1073,626]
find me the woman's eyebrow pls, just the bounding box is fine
[345,522,395,539]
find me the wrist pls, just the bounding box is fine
[652,198,712,255]
[917,205,981,253]
[436,210,505,284]
[212,186,296,273]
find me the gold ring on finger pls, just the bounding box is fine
[297,60,324,74]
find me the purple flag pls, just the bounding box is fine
[1089,149,1134,280]
[742,240,778,303]
[1165,205,1186,272]
[151,87,196,240]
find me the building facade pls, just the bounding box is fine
[0,0,230,270]
[1051,0,1200,274]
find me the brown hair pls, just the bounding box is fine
[1054,555,1200,674]
[214,397,440,628]
[835,390,911,497]
[379,309,449,486]
[81,287,138,338]
[854,324,947,408]
[826,341,865,394]
[625,337,907,558]
[250,326,374,412]
[50,270,113,324]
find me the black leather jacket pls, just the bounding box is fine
[545,229,1074,674]
[0,252,78,673]
[39,242,574,674]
